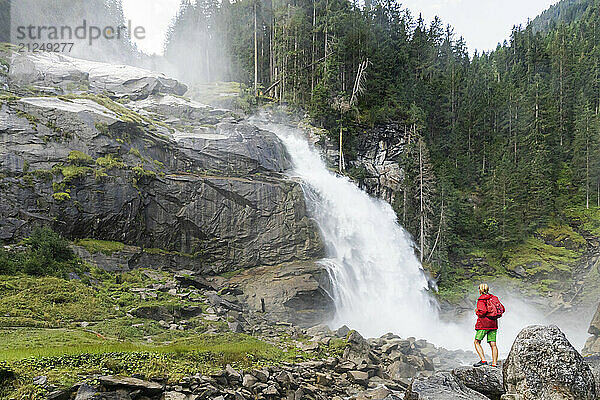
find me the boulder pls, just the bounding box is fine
[343,331,372,365]
[503,325,596,400]
[231,261,334,327]
[585,355,600,397]
[98,376,163,396]
[452,366,504,399]
[583,303,600,355]
[131,305,173,322]
[405,372,489,400]
[74,384,99,400]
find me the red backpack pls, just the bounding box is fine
[486,295,506,319]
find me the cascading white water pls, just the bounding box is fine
[256,117,443,340]
[254,115,591,353]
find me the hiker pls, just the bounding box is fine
[473,283,505,367]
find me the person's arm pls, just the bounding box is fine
[475,299,488,317]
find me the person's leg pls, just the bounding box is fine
[489,342,498,365]
[474,339,486,362]
[487,330,498,366]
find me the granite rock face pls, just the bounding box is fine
[502,325,596,400]
[583,303,600,355]
[1,53,323,272]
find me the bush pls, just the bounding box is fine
[67,150,93,165]
[0,227,85,277]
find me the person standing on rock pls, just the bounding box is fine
[473,283,505,367]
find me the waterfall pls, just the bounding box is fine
[255,117,443,340]
[254,115,590,352]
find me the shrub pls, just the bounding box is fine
[96,154,125,170]
[67,150,93,165]
[0,227,85,278]
[52,192,71,201]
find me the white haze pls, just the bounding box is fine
[253,115,591,356]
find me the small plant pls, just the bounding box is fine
[52,192,71,202]
[96,155,125,170]
[67,150,93,165]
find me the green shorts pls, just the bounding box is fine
[475,329,497,343]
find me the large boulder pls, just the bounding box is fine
[583,303,600,355]
[404,371,489,400]
[230,261,334,327]
[452,366,504,400]
[585,355,600,397]
[502,325,596,400]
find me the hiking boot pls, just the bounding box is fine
[473,360,488,367]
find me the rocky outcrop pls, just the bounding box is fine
[10,52,187,99]
[405,371,489,400]
[350,124,405,204]
[1,53,323,272]
[502,325,597,400]
[230,261,334,327]
[583,303,600,355]
[452,365,504,400]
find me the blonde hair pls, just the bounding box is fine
[479,283,489,294]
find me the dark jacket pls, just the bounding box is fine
[475,294,499,330]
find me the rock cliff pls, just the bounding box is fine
[0,52,324,272]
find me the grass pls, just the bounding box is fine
[74,239,125,255]
[0,276,112,328]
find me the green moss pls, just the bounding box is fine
[52,192,71,202]
[67,150,93,165]
[220,269,244,279]
[95,122,110,137]
[15,110,38,129]
[128,147,143,159]
[96,154,124,170]
[504,237,578,278]
[60,165,90,183]
[74,239,125,255]
[32,169,54,181]
[132,165,157,184]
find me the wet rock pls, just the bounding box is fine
[33,375,48,385]
[46,390,70,400]
[405,371,489,400]
[503,325,596,400]
[452,365,504,399]
[583,303,600,355]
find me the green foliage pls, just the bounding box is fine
[67,150,93,165]
[52,192,71,202]
[59,165,91,183]
[504,237,578,278]
[0,277,110,328]
[74,239,125,255]
[96,154,125,170]
[0,227,84,277]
